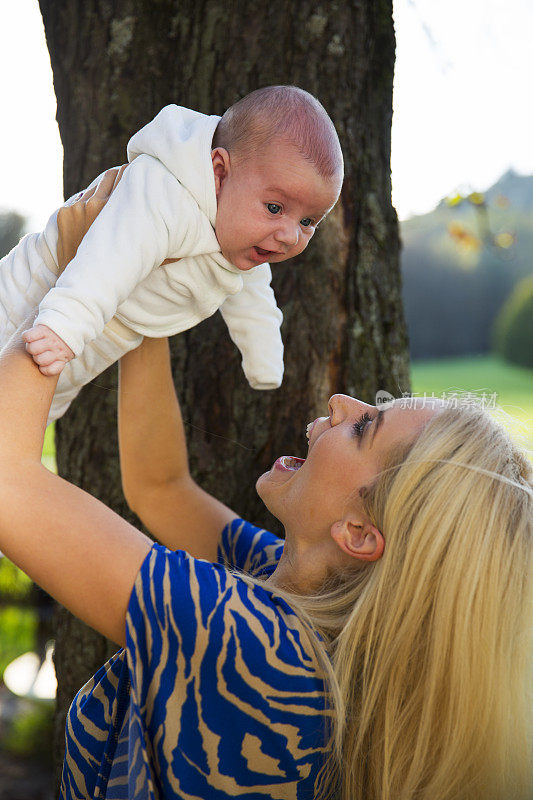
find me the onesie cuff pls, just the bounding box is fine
[246,374,283,390]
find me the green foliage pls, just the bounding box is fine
[0,606,37,676]
[42,422,55,459]
[0,559,32,601]
[493,274,533,368]
[0,702,54,765]
[0,211,26,259]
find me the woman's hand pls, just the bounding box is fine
[56,164,179,271]
[19,167,127,375]
[57,165,127,271]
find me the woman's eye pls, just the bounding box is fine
[267,203,282,215]
[300,217,313,227]
[352,412,372,437]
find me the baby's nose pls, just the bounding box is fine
[275,220,299,248]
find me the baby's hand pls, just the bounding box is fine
[22,325,75,376]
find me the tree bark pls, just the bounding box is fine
[38,0,409,790]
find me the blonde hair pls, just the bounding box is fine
[242,401,533,799]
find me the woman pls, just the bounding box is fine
[0,180,531,800]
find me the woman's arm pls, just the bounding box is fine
[118,338,238,560]
[0,321,152,648]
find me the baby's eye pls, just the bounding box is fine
[300,217,313,227]
[267,203,282,215]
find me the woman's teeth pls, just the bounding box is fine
[306,422,313,440]
[279,456,304,471]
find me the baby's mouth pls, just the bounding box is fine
[254,246,279,258]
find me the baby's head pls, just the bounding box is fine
[211,86,343,271]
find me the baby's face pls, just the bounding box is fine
[212,140,341,271]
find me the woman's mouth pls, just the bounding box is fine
[273,456,305,472]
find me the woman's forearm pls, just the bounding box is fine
[118,335,238,558]
[118,337,190,508]
[0,321,152,646]
[0,315,54,461]
[0,462,151,646]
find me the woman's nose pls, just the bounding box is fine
[328,394,374,424]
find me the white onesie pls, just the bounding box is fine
[0,105,284,423]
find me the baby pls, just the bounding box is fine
[1,85,343,422]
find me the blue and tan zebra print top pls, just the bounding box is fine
[60,519,332,799]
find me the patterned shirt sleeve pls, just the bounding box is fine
[124,543,330,800]
[217,517,284,577]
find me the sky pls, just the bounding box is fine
[1,0,533,230]
[392,0,533,218]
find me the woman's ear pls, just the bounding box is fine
[330,519,384,562]
[211,147,230,197]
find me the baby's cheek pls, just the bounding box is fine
[297,237,311,255]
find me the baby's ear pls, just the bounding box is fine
[211,147,230,196]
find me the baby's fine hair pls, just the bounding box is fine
[213,85,343,180]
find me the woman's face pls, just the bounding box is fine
[256,394,438,538]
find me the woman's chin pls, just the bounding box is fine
[255,471,281,512]
[255,471,269,496]
[256,456,304,520]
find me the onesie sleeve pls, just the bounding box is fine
[35,155,204,356]
[124,543,329,799]
[218,262,284,390]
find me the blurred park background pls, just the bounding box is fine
[0,0,532,796]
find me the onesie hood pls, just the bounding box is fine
[127,105,220,228]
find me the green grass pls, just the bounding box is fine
[411,354,533,448]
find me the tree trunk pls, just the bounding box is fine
[39,0,409,790]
